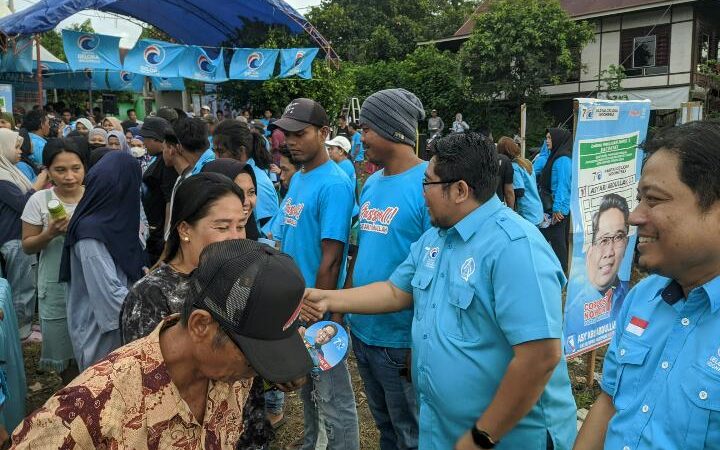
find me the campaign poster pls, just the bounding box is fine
[62,30,122,72]
[303,321,348,371]
[563,99,651,359]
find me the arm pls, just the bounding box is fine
[456,339,562,448]
[315,239,345,323]
[21,219,68,254]
[552,157,572,216]
[573,392,615,450]
[302,281,413,321]
[532,142,550,175]
[503,184,515,209]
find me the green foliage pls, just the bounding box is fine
[40,19,94,61]
[306,0,478,63]
[600,64,628,100]
[459,0,594,103]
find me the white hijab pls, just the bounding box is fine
[0,128,33,193]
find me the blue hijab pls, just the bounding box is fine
[60,151,145,282]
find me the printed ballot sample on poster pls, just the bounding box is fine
[563,99,651,359]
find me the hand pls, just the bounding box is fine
[552,211,565,224]
[300,288,330,323]
[269,164,281,175]
[455,430,481,450]
[273,376,307,392]
[47,217,69,238]
[33,169,49,190]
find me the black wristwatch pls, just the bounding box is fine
[471,425,498,449]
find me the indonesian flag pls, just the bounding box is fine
[626,316,649,337]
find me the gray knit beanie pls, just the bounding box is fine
[359,88,425,147]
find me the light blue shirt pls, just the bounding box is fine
[191,148,215,175]
[389,196,577,449]
[0,279,27,431]
[352,132,365,162]
[533,141,549,176]
[247,158,280,224]
[29,133,46,166]
[348,162,431,348]
[551,157,572,214]
[337,158,356,187]
[66,239,130,371]
[511,162,543,226]
[16,161,36,183]
[276,160,354,288]
[600,274,720,450]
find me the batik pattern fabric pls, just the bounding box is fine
[10,318,252,449]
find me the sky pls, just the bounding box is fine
[10,0,322,48]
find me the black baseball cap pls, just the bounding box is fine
[139,117,175,142]
[269,98,329,132]
[189,239,312,383]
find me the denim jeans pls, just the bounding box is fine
[0,240,36,339]
[352,333,418,450]
[264,389,285,415]
[300,357,359,450]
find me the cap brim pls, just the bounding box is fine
[139,130,162,140]
[233,330,313,383]
[269,117,312,132]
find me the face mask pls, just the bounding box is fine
[131,146,147,158]
[89,143,105,150]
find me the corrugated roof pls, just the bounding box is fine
[454,0,693,37]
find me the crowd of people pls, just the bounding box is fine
[0,87,718,450]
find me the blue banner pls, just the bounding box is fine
[123,39,185,77]
[229,48,278,80]
[62,30,122,71]
[562,99,651,359]
[178,46,228,83]
[1,37,33,73]
[107,70,145,92]
[279,48,319,79]
[151,76,185,91]
[70,69,109,91]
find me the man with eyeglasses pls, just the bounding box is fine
[302,132,577,450]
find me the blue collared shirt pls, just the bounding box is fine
[601,274,720,450]
[389,196,577,450]
[29,133,47,166]
[191,148,215,175]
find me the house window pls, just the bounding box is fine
[620,25,670,77]
[633,36,656,68]
[700,33,710,64]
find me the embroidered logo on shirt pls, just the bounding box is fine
[626,316,648,336]
[707,347,720,373]
[358,201,399,235]
[283,198,305,227]
[424,247,439,269]
[460,257,475,282]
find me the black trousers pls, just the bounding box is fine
[540,216,570,274]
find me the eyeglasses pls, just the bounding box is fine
[422,178,461,191]
[593,232,628,248]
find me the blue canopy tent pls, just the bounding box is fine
[0,0,337,63]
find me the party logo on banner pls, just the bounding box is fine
[63,30,122,71]
[179,46,227,83]
[123,40,183,77]
[279,48,319,79]
[229,48,278,80]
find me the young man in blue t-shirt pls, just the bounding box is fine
[269,98,359,450]
[348,88,430,450]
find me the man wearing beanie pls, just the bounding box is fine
[267,99,358,449]
[344,88,430,450]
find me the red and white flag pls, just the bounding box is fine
[626,316,649,337]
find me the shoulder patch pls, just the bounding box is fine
[496,214,527,241]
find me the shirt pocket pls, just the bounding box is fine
[680,364,720,450]
[442,284,477,342]
[411,271,433,320]
[613,337,651,410]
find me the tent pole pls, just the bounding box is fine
[35,34,43,107]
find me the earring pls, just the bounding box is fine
[182,236,190,242]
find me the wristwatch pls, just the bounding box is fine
[471,425,498,449]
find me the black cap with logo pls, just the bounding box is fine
[189,239,312,383]
[139,117,176,142]
[269,98,329,132]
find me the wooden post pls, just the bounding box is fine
[520,103,527,158]
[35,35,43,107]
[587,349,597,387]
